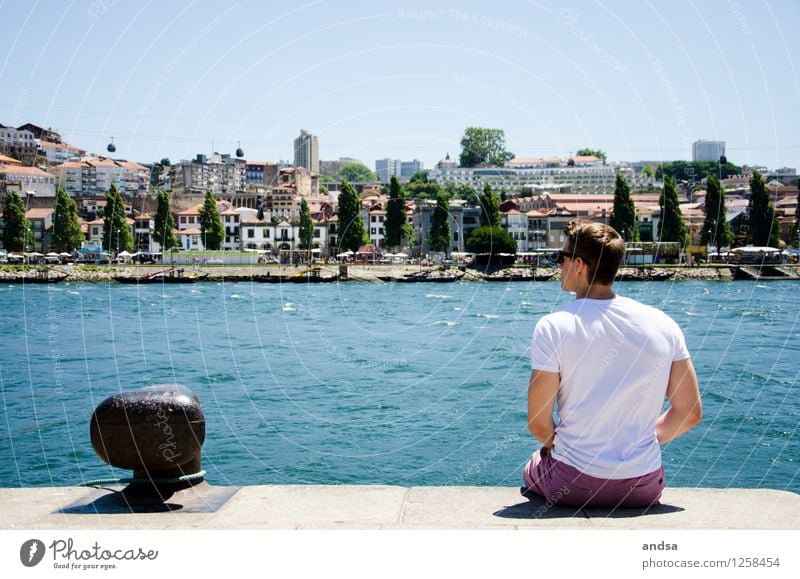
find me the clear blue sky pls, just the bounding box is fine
[1,0,798,171]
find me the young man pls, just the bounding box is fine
[523,219,702,508]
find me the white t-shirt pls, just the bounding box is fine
[530,295,690,479]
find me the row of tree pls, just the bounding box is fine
[610,168,780,247]
[1,167,787,257]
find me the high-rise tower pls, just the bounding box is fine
[293,129,319,173]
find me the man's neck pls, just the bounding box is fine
[575,283,616,300]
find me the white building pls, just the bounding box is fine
[428,155,620,194]
[0,165,56,197]
[48,157,149,197]
[39,141,84,165]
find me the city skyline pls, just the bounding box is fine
[1,1,798,171]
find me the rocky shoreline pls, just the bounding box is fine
[0,263,777,283]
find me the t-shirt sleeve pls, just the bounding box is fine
[671,320,691,361]
[531,317,560,372]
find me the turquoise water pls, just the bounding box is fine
[0,279,797,491]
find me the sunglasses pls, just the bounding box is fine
[556,249,588,265]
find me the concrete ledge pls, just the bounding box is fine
[0,486,797,530]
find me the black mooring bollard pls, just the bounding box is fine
[90,384,205,500]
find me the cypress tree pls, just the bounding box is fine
[153,188,178,250]
[747,170,780,247]
[479,182,500,227]
[428,191,451,253]
[102,182,133,254]
[298,197,314,250]
[658,176,687,244]
[610,174,639,241]
[384,176,408,250]
[198,190,224,250]
[337,179,367,252]
[700,174,733,248]
[52,187,84,252]
[2,191,32,252]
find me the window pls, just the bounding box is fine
[248,229,255,238]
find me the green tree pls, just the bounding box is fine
[298,197,314,250]
[409,171,429,184]
[2,191,32,252]
[102,182,133,254]
[700,174,733,248]
[610,174,639,242]
[657,176,687,244]
[406,178,444,200]
[478,182,501,227]
[384,176,409,250]
[337,179,367,252]
[747,170,780,247]
[642,164,655,178]
[428,191,451,253]
[319,174,335,183]
[198,190,224,250]
[656,160,741,182]
[459,127,514,167]
[52,187,84,252]
[339,162,376,182]
[466,226,516,255]
[576,148,607,164]
[153,188,178,250]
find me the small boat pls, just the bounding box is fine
[481,271,557,282]
[394,272,464,283]
[616,270,675,282]
[4,275,67,284]
[114,268,208,284]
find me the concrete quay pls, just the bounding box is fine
[1,485,797,530]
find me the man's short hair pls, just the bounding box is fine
[565,219,625,285]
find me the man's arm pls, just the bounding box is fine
[527,369,559,448]
[656,358,702,444]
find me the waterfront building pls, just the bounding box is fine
[692,139,726,162]
[25,208,54,252]
[411,200,481,255]
[221,207,241,251]
[85,218,104,247]
[133,213,158,254]
[294,129,319,174]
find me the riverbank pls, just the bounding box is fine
[0,263,778,283]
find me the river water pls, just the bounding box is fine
[0,279,797,491]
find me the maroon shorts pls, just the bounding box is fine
[522,447,665,508]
